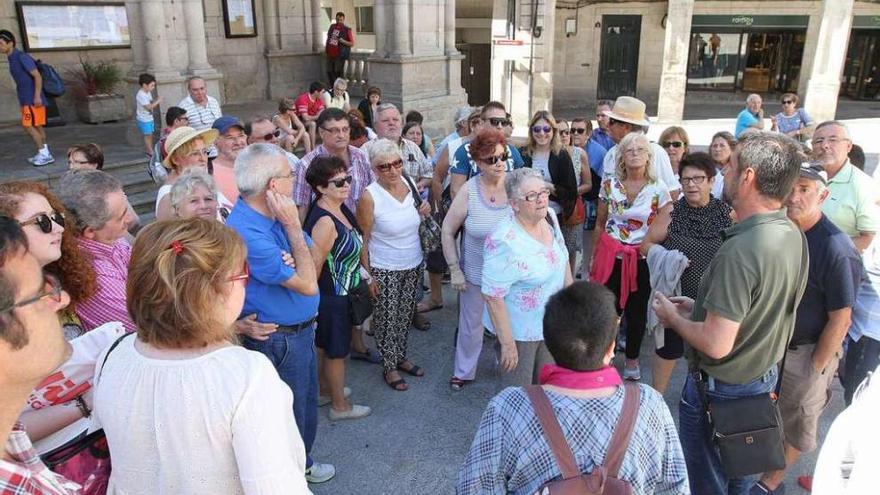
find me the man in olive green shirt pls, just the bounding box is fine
[654,132,808,494]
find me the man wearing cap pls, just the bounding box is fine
[0,30,53,166]
[753,164,862,495]
[600,97,680,200]
[653,132,807,494]
[433,106,473,166]
[735,94,765,138]
[811,121,880,408]
[211,116,248,211]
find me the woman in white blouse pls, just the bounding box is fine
[590,133,671,382]
[93,218,311,494]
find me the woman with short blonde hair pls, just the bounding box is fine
[94,218,310,493]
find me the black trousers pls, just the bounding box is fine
[604,258,651,360]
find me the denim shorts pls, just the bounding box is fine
[137,119,154,135]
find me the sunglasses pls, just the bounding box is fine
[781,100,794,105]
[0,274,63,314]
[329,175,354,187]
[531,125,553,134]
[258,129,282,141]
[376,158,404,171]
[487,117,512,127]
[570,128,588,135]
[227,261,250,286]
[20,212,65,234]
[662,141,685,149]
[478,152,510,165]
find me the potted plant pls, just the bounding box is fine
[67,59,129,123]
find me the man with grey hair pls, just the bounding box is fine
[735,93,765,138]
[225,143,335,484]
[654,132,808,493]
[812,120,880,408]
[177,76,222,131]
[58,169,137,332]
[363,103,432,192]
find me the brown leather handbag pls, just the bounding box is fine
[525,382,640,495]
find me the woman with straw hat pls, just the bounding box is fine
[155,126,220,221]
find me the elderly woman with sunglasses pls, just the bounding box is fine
[556,119,593,275]
[93,219,310,494]
[658,126,689,178]
[304,156,371,420]
[590,133,672,382]
[771,92,815,142]
[442,128,513,390]
[156,126,221,221]
[357,139,431,391]
[639,152,732,393]
[483,168,572,388]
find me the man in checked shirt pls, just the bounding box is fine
[0,217,81,494]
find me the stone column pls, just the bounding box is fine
[444,0,457,55]
[657,0,695,123]
[262,0,281,51]
[182,0,213,73]
[311,0,324,53]
[140,0,173,73]
[373,0,389,58]
[804,0,855,123]
[391,0,411,57]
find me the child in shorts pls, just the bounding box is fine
[136,73,162,156]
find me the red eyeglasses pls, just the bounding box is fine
[227,261,250,285]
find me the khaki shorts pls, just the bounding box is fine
[778,343,840,452]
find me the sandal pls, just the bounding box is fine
[398,362,425,377]
[350,348,381,364]
[450,377,468,390]
[384,372,408,391]
[412,313,431,331]
[417,301,444,313]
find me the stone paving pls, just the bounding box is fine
[308,284,843,494]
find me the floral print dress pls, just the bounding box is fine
[599,176,671,245]
[481,213,569,342]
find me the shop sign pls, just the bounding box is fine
[692,15,809,29]
[852,16,880,29]
[492,38,529,60]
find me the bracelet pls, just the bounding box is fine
[74,396,92,418]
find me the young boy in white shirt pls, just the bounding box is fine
[136,73,162,156]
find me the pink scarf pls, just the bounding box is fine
[539,364,622,390]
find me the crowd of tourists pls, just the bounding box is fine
[0,62,878,495]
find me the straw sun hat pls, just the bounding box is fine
[602,96,651,127]
[162,126,219,167]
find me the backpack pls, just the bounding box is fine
[35,59,65,97]
[525,383,640,495]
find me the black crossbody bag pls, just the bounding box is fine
[697,231,808,478]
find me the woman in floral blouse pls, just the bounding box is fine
[482,168,572,389]
[590,133,672,381]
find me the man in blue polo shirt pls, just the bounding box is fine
[226,143,335,484]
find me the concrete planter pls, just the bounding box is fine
[75,94,129,124]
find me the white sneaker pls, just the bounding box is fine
[32,153,55,167]
[328,404,371,421]
[305,462,336,483]
[318,386,351,407]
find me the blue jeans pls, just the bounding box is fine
[243,325,318,468]
[678,366,778,495]
[841,335,880,405]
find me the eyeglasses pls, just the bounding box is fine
[571,128,588,135]
[20,212,65,234]
[226,262,250,286]
[680,176,708,185]
[522,188,551,203]
[257,129,282,141]
[186,148,209,159]
[623,147,648,156]
[376,159,404,171]
[0,274,63,314]
[812,136,849,146]
[328,175,354,188]
[487,117,512,127]
[321,126,350,135]
[781,100,794,105]
[273,171,294,181]
[531,125,552,134]
[662,141,685,149]
[477,152,509,165]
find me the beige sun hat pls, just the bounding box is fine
[603,96,650,127]
[163,126,219,167]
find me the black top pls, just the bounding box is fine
[662,197,733,299]
[356,99,378,129]
[791,214,862,346]
[520,148,579,218]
